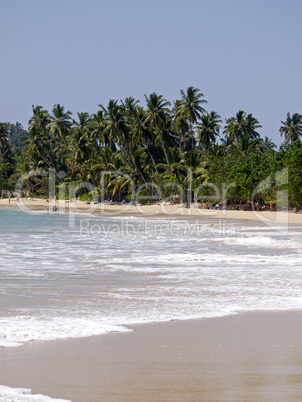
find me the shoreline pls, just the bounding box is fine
[1,310,302,401]
[1,198,302,225]
[2,201,302,400]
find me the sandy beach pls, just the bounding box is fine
[1,197,302,225]
[0,311,302,401]
[2,0,301,400]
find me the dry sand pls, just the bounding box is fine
[1,311,302,401]
[1,197,302,225]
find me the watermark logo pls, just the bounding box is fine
[251,168,288,230]
[12,167,290,233]
[79,219,236,240]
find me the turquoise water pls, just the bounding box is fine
[1,207,302,348]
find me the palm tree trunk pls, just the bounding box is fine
[179,133,182,154]
[190,120,194,149]
[146,145,158,174]
[160,132,170,165]
[43,149,63,183]
[124,146,147,184]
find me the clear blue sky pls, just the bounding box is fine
[1,0,301,145]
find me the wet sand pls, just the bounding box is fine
[1,311,302,401]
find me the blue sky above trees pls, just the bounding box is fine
[1,0,301,145]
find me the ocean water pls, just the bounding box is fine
[1,208,302,352]
[2,208,302,400]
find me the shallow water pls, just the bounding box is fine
[1,208,302,348]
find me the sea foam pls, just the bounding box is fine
[0,385,70,402]
[1,209,302,349]
[0,316,131,348]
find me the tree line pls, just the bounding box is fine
[1,86,302,207]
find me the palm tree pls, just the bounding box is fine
[196,111,222,153]
[127,147,149,185]
[181,149,210,206]
[0,123,9,159]
[223,110,246,143]
[245,113,261,139]
[81,146,122,187]
[94,148,126,199]
[29,105,51,136]
[121,96,139,117]
[65,133,89,180]
[89,110,107,147]
[144,92,171,165]
[107,148,149,199]
[100,100,147,183]
[0,123,12,194]
[280,112,302,143]
[65,112,92,180]
[24,126,55,171]
[27,106,59,175]
[261,137,276,152]
[96,146,121,172]
[157,147,186,184]
[73,112,91,130]
[99,100,126,149]
[224,110,261,145]
[47,104,72,145]
[129,106,158,174]
[171,100,190,153]
[177,86,207,148]
[129,106,147,145]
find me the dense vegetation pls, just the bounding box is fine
[1,87,302,208]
